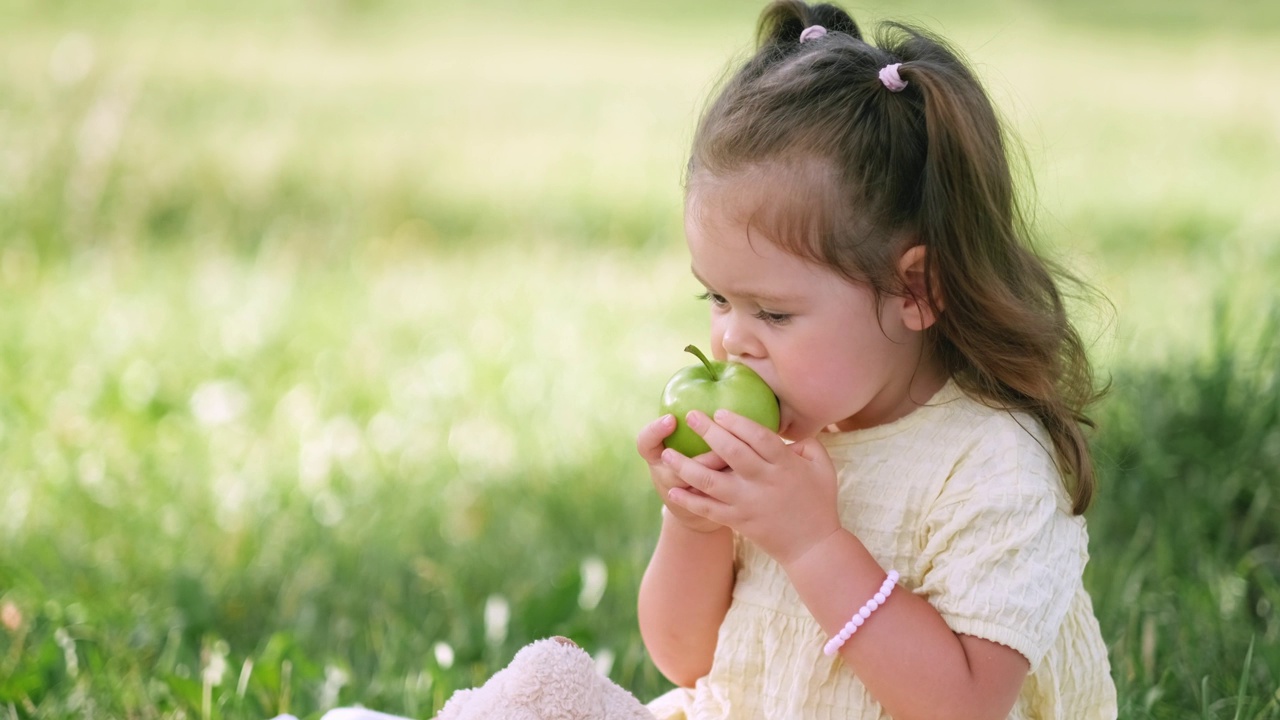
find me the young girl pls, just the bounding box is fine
[635,1,1117,718]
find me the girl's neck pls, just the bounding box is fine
[832,361,950,433]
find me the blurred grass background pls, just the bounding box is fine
[1,0,1278,717]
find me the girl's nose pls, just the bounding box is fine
[720,312,762,360]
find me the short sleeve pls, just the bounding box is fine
[913,415,1086,671]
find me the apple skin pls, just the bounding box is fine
[660,345,780,457]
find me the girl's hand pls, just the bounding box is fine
[661,409,842,566]
[637,414,728,534]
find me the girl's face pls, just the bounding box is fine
[684,178,944,440]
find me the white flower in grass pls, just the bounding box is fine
[320,665,349,708]
[594,648,615,678]
[578,556,608,611]
[485,594,510,646]
[202,641,228,687]
[1216,573,1246,618]
[55,628,78,678]
[433,641,455,669]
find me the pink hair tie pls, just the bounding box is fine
[878,63,908,92]
[799,25,827,43]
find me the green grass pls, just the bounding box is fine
[1,1,1278,718]
[1089,308,1280,717]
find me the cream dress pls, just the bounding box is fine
[647,381,1117,719]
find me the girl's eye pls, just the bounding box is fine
[697,291,728,307]
[697,292,788,324]
[754,309,792,326]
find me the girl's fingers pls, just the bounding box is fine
[637,415,726,470]
[662,447,731,502]
[693,451,729,471]
[635,414,678,462]
[710,409,790,463]
[666,485,727,524]
[685,409,775,472]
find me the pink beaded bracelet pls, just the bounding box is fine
[823,570,900,656]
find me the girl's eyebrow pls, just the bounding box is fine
[690,267,795,306]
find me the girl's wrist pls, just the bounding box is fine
[780,527,896,642]
[662,505,731,538]
[780,526,860,581]
[774,520,845,572]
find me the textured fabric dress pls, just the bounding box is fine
[646,381,1117,719]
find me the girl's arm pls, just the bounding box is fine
[637,512,735,687]
[783,529,1028,720]
[635,414,736,687]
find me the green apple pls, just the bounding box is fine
[660,344,780,457]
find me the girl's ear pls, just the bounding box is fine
[896,245,943,332]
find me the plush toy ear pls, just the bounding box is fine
[506,637,601,715]
[432,637,652,720]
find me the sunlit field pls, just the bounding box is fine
[1,1,1278,717]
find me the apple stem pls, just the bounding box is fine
[684,345,719,381]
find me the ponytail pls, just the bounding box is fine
[756,1,861,47]
[895,29,1105,514]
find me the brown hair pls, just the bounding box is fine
[688,0,1107,514]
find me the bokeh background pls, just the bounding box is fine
[1,0,1278,717]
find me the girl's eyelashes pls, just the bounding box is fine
[697,291,791,325]
[754,309,792,325]
[696,291,728,307]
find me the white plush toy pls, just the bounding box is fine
[434,636,653,720]
[290,637,652,720]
